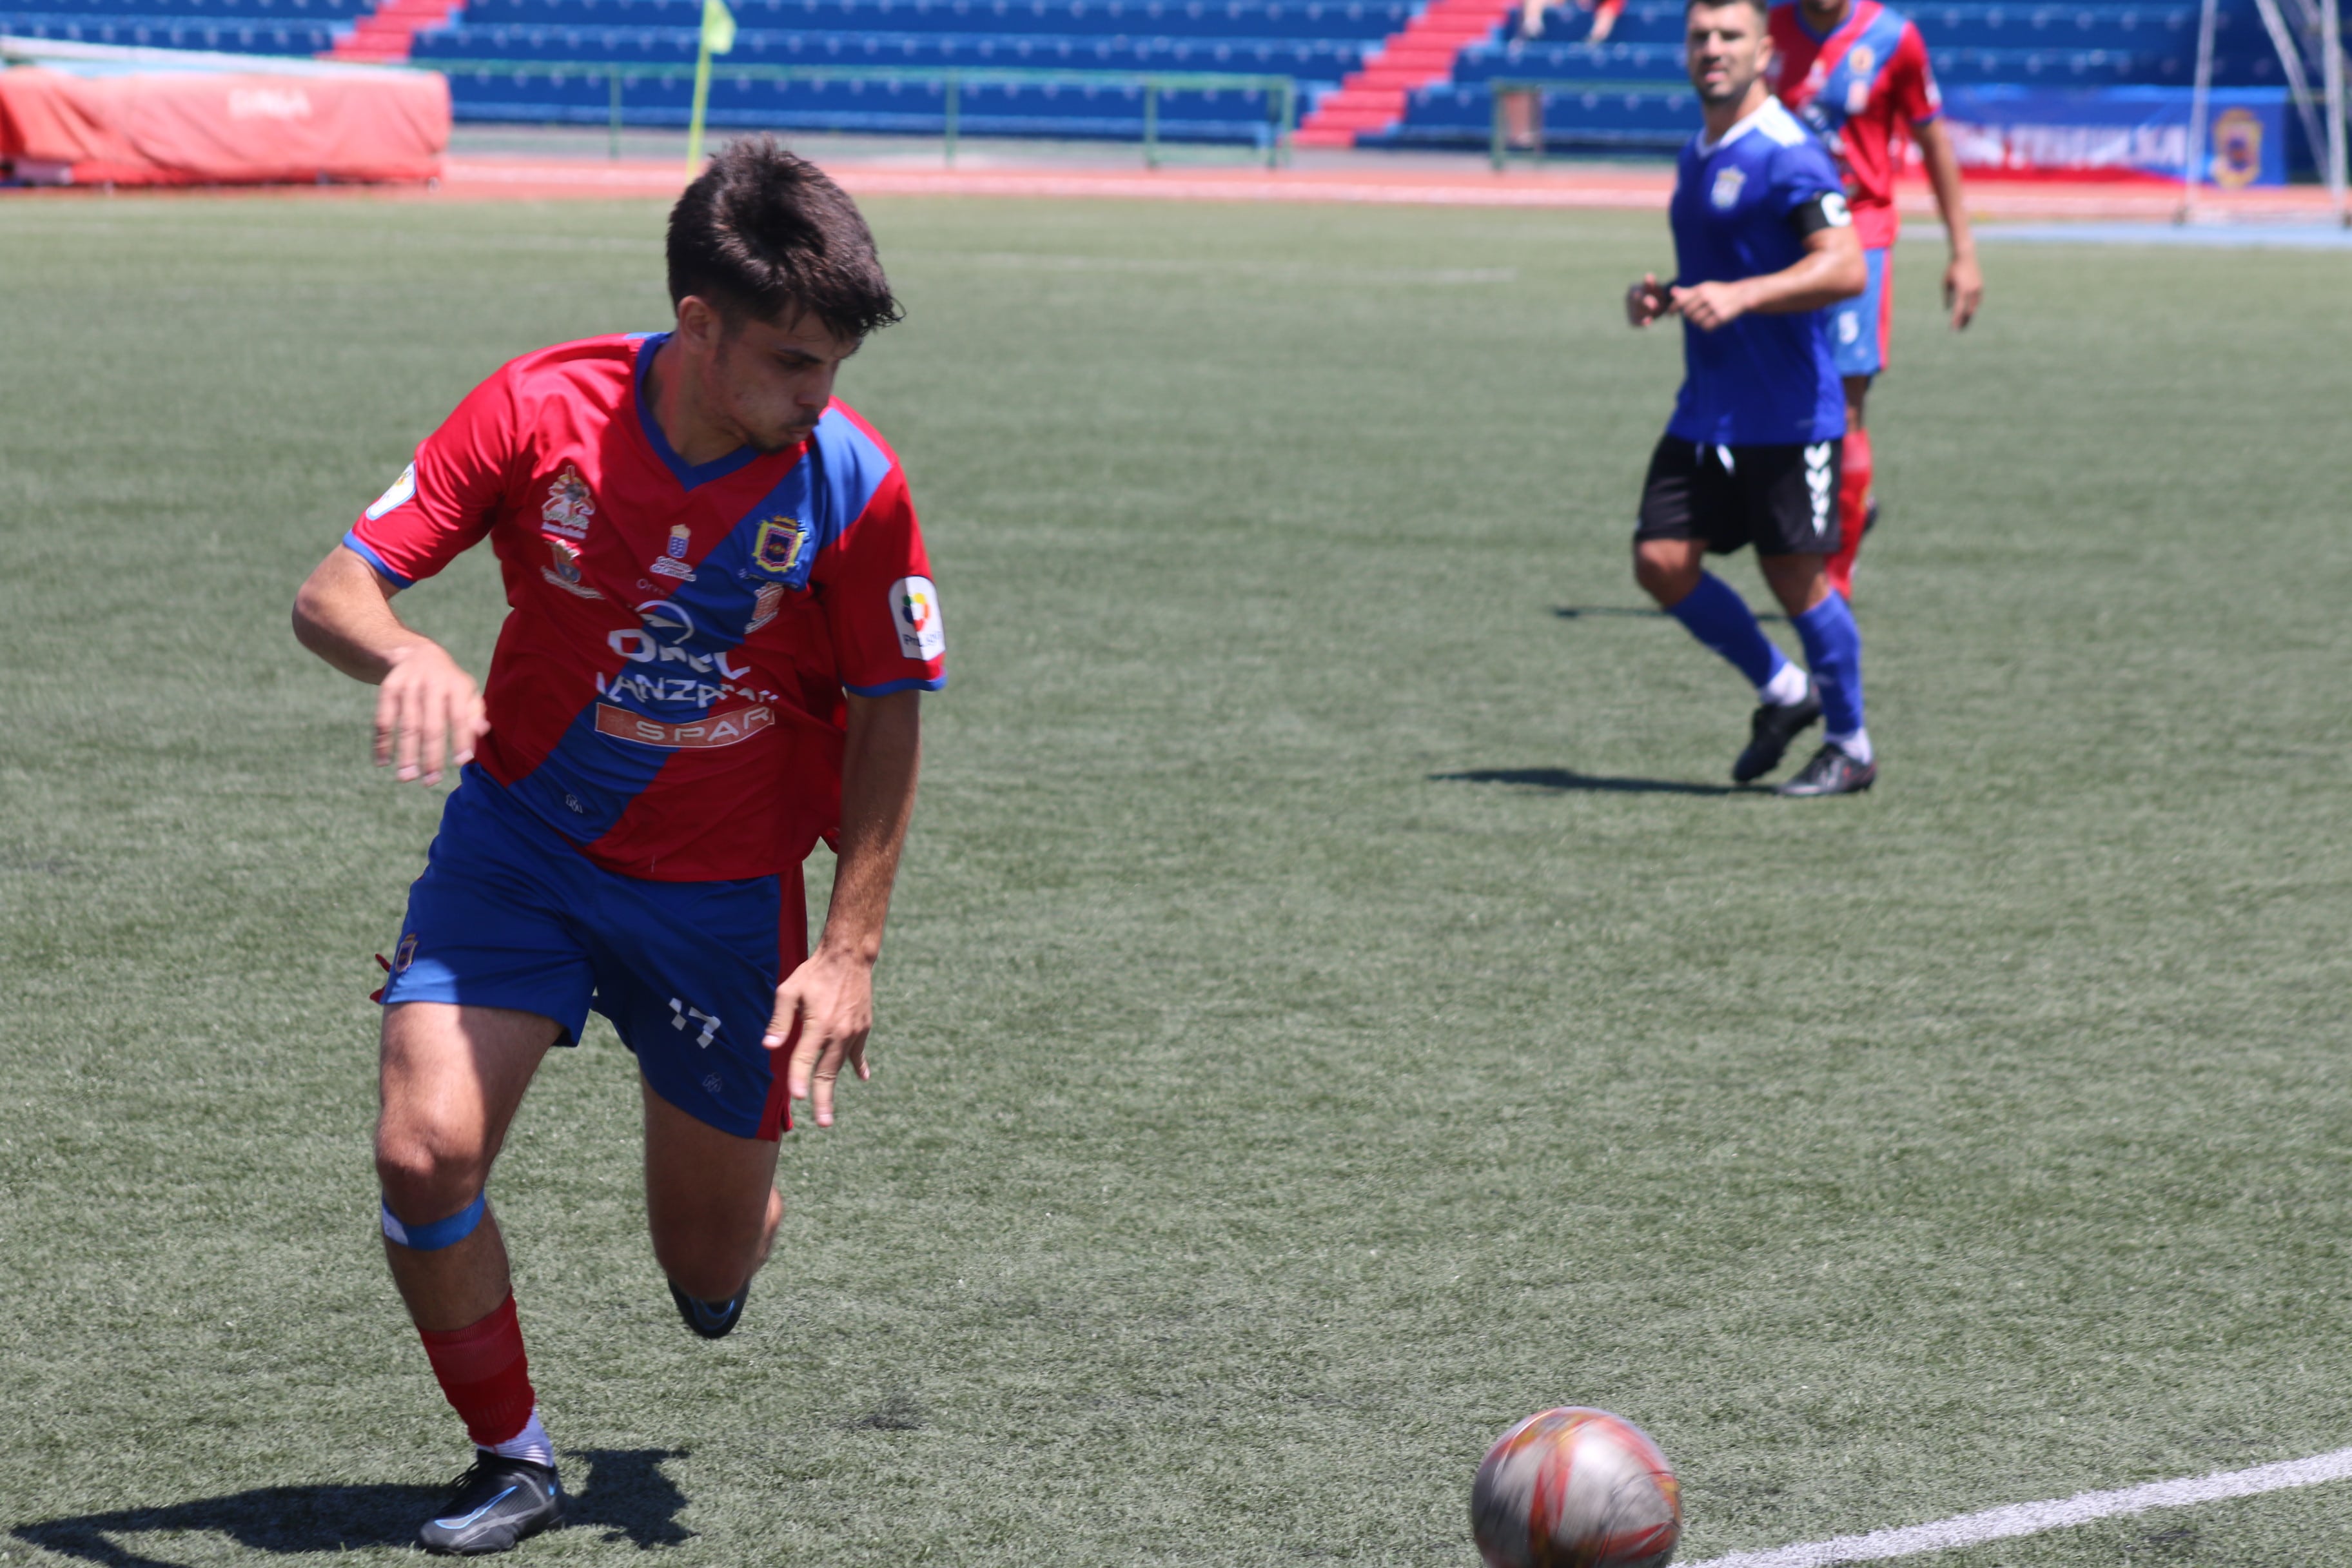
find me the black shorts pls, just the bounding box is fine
[1635,435,1843,558]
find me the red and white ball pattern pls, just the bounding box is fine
[1470,1407,1682,1568]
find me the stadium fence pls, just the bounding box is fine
[1482,76,1685,166]
[420,57,1300,165]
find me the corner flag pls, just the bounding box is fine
[684,0,736,172]
[700,0,736,54]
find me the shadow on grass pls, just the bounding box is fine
[12,1447,694,1565]
[1433,768,1744,797]
[1553,604,1789,624]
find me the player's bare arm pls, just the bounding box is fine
[1912,116,1983,329]
[1674,221,1865,330]
[292,544,487,786]
[765,688,922,1128]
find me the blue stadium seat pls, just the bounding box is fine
[454,0,1410,39]
[440,61,1293,140]
[414,22,1371,79]
[0,7,346,47]
[0,0,2290,146]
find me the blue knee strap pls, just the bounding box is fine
[382,1191,487,1251]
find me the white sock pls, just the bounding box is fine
[1827,727,1873,765]
[1758,660,1810,707]
[489,1408,554,1469]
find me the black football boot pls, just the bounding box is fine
[1776,743,1877,798]
[670,1279,750,1340]
[418,1452,563,1555]
[1732,689,1823,784]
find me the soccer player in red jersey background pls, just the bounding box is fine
[291,141,940,1554]
[1769,0,1983,598]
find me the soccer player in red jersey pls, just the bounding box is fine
[291,141,941,1554]
[1769,0,1983,598]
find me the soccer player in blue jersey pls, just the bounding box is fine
[1625,0,1876,796]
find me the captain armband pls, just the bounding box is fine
[1788,191,1854,237]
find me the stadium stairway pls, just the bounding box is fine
[1295,0,1513,145]
[323,0,459,59]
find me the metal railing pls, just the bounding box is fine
[419,58,1299,168]
[1485,76,1685,169]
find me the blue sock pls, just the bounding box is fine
[1792,594,1865,738]
[1666,571,1787,692]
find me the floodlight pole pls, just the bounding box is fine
[2180,0,2219,222]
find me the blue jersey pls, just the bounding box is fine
[1665,97,1848,447]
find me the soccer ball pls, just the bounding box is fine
[1469,1406,1682,1568]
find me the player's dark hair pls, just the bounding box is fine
[667,137,903,340]
[1685,0,1767,16]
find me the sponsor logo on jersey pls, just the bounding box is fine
[1710,166,1747,210]
[752,516,810,576]
[651,522,696,580]
[595,702,775,749]
[1845,77,1871,114]
[890,576,945,661]
[542,464,596,539]
[746,582,785,633]
[365,462,417,521]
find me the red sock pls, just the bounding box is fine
[418,1292,537,1449]
[1827,427,1872,600]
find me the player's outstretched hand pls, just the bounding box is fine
[765,948,875,1129]
[1945,253,1983,330]
[375,642,488,786]
[1669,280,1749,331]
[1625,273,1674,328]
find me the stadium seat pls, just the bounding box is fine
[0,0,2290,142]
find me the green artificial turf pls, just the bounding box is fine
[2,189,2350,1567]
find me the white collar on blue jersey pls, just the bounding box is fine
[1695,95,1808,156]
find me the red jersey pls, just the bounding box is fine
[344,333,946,883]
[1768,0,1941,249]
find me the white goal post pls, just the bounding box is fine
[2180,0,2349,221]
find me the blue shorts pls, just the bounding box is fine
[1826,246,1892,380]
[379,766,807,1140]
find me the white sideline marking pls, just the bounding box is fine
[1689,1446,2352,1568]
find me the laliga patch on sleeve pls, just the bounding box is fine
[364,461,418,521]
[889,576,946,661]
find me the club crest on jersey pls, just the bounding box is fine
[651,522,696,581]
[751,515,810,577]
[542,464,595,540]
[540,536,602,600]
[1710,166,1747,210]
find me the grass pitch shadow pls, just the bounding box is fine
[13,1447,694,1565]
[1433,768,1744,797]
[1553,604,1790,624]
